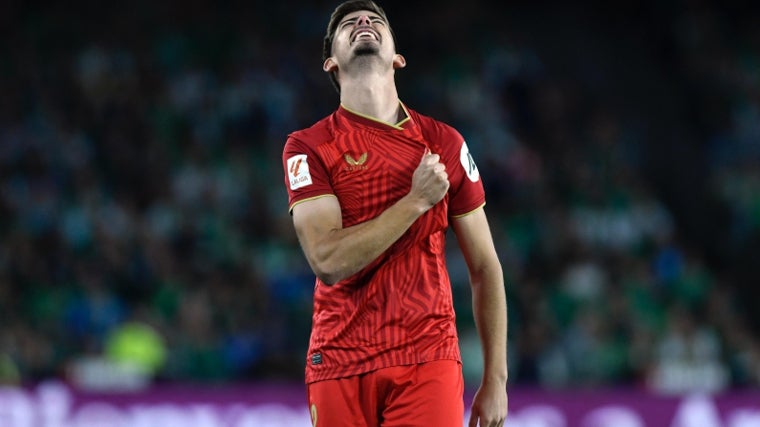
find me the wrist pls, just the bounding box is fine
[399,193,431,216]
[482,369,508,387]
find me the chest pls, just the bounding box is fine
[323,130,432,225]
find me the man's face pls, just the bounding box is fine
[329,10,396,66]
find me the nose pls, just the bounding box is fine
[356,15,371,27]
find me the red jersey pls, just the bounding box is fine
[283,103,485,383]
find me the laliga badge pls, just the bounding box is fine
[288,154,313,190]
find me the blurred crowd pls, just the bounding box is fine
[1,1,759,394]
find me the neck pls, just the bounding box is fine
[339,73,401,124]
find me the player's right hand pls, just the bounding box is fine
[410,150,450,210]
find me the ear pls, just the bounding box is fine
[392,54,407,69]
[323,57,338,73]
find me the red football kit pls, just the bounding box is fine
[283,103,485,385]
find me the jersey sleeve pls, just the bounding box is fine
[283,135,334,212]
[440,126,486,217]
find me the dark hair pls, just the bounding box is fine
[322,0,396,93]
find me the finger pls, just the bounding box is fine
[468,414,478,427]
[420,148,431,162]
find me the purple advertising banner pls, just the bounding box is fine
[1,381,759,427]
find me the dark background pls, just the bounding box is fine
[1,0,759,392]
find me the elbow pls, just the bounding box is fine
[311,261,345,286]
[315,271,339,286]
[304,247,340,285]
[469,260,504,287]
[306,244,356,285]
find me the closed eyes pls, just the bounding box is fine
[339,16,386,29]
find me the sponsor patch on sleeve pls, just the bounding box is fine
[459,141,480,182]
[287,154,313,190]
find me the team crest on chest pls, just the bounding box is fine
[343,152,368,171]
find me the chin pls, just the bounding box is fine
[354,45,380,56]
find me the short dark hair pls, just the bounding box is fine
[322,0,396,93]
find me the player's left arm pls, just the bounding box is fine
[451,208,508,427]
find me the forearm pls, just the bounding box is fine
[295,151,449,285]
[310,194,427,284]
[471,265,508,384]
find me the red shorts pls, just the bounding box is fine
[306,359,464,427]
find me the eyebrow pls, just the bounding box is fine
[338,15,385,26]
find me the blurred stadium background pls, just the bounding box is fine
[1,0,760,425]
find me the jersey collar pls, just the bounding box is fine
[338,102,414,131]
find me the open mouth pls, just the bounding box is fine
[351,29,379,43]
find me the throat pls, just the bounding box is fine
[339,77,401,125]
[395,106,408,124]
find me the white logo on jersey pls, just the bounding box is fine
[460,141,480,182]
[287,154,313,190]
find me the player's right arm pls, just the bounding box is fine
[292,151,449,285]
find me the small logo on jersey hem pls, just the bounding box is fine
[311,353,323,365]
[343,152,368,171]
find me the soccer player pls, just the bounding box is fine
[282,1,508,426]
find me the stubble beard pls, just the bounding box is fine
[353,44,379,57]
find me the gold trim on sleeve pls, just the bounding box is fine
[450,203,486,219]
[288,194,338,213]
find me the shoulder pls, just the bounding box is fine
[286,113,337,149]
[407,107,465,153]
[408,108,462,140]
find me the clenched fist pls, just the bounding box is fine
[409,150,450,211]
